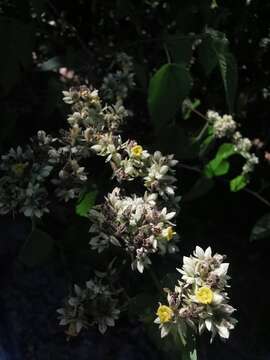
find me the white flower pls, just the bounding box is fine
[156,247,237,342]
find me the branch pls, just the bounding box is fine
[178,163,270,208]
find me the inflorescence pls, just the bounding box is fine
[155,246,237,342]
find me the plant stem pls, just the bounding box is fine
[178,163,270,208]
[195,122,209,142]
[163,43,171,64]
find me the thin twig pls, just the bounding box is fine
[178,163,270,208]
[163,43,171,63]
[189,106,208,122]
[243,188,270,208]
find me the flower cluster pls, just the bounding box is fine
[57,275,121,336]
[92,140,179,201]
[0,145,52,218]
[89,188,179,273]
[63,85,129,134]
[101,52,135,102]
[232,131,259,175]
[207,110,237,138]
[155,247,237,342]
[61,84,180,272]
[207,110,259,177]
[0,128,89,217]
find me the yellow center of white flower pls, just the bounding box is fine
[156,305,173,323]
[11,163,27,176]
[165,226,176,241]
[131,145,143,158]
[195,286,213,304]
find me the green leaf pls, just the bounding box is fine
[206,158,230,177]
[217,51,238,114]
[205,143,235,177]
[250,214,270,241]
[198,37,218,76]
[20,229,54,267]
[76,190,97,217]
[216,143,235,159]
[148,63,192,128]
[199,29,238,112]
[230,175,248,192]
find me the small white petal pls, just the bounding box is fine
[161,325,170,338]
[205,318,213,331]
[205,246,212,257]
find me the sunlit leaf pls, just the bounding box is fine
[76,190,98,217]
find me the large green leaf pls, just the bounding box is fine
[250,213,270,241]
[198,37,218,76]
[148,63,192,128]
[198,29,238,112]
[217,51,238,114]
[20,229,55,267]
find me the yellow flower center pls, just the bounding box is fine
[11,162,27,176]
[195,286,213,304]
[156,305,173,323]
[165,226,176,241]
[131,145,143,158]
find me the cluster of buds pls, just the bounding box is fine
[155,247,237,342]
[89,188,179,273]
[207,110,259,178]
[207,111,237,138]
[57,274,121,336]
